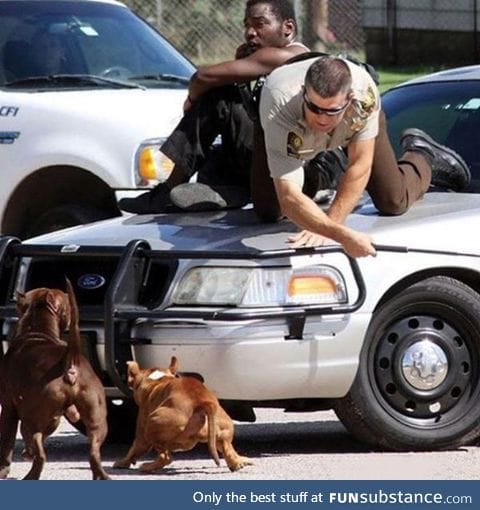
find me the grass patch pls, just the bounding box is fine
[377,67,441,93]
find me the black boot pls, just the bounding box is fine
[401,128,471,191]
[118,182,174,214]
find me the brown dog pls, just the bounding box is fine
[114,357,251,473]
[0,281,109,480]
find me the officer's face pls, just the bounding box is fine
[243,3,293,51]
[303,86,351,133]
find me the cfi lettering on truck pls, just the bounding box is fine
[0,106,19,117]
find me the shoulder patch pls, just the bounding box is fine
[287,131,303,158]
[360,85,377,115]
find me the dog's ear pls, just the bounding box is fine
[46,291,71,331]
[127,360,140,375]
[169,356,179,375]
[16,291,27,316]
[126,361,140,388]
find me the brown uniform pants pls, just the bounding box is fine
[251,110,432,222]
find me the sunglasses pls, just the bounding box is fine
[303,90,350,117]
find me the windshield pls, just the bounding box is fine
[383,80,480,192]
[0,0,195,88]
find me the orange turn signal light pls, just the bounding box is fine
[287,274,337,296]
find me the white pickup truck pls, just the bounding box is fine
[0,0,194,238]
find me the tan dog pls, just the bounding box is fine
[0,281,109,480]
[114,357,251,473]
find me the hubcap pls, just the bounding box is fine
[401,339,448,390]
[374,315,472,419]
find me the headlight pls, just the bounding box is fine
[172,266,347,307]
[134,138,174,186]
[173,267,251,305]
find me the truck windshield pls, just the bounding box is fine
[0,0,195,88]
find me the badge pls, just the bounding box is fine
[287,131,303,158]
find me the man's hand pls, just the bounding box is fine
[273,178,376,258]
[340,228,377,258]
[287,227,376,258]
[287,230,333,248]
[183,95,193,112]
[235,43,256,59]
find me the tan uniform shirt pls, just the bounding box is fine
[259,57,380,187]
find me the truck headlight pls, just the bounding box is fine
[134,138,174,186]
[172,266,347,307]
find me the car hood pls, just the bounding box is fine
[25,192,480,255]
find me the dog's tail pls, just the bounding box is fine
[201,401,221,467]
[63,278,82,385]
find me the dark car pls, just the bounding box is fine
[383,65,480,190]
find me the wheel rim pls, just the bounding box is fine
[372,313,478,425]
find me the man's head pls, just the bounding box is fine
[303,56,353,133]
[244,0,297,50]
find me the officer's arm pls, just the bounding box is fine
[188,45,307,101]
[273,178,376,258]
[327,137,375,224]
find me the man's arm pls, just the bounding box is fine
[327,137,375,224]
[188,45,307,102]
[273,178,376,258]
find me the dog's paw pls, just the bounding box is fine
[229,456,253,472]
[139,460,169,473]
[93,472,111,480]
[113,459,132,469]
[139,461,157,473]
[21,448,34,461]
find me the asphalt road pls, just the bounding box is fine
[3,409,480,480]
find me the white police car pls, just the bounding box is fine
[0,0,194,238]
[2,65,480,451]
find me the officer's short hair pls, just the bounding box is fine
[305,56,352,98]
[246,0,297,27]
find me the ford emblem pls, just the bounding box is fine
[77,274,106,290]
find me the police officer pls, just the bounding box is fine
[252,55,471,258]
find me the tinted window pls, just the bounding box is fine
[383,81,480,192]
[0,0,194,87]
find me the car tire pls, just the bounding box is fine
[335,276,480,451]
[65,398,137,444]
[24,204,110,238]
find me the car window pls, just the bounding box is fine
[382,81,480,192]
[0,0,194,87]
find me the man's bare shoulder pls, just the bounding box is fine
[244,43,309,72]
[250,43,308,61]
